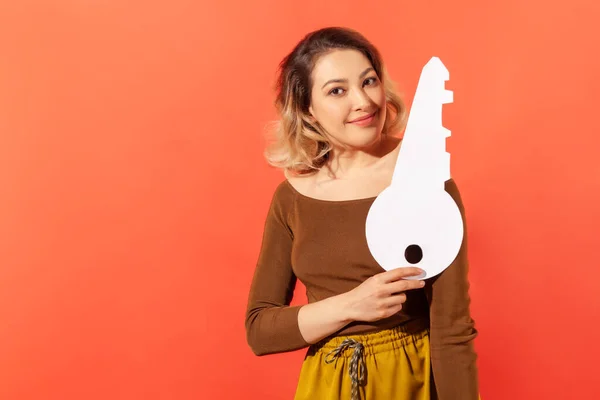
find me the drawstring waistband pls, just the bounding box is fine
[314,319,431,400]
[324,338,366,400]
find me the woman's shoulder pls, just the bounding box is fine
[269,171,306,207]
[282,169,317,196]
[272,179,295,201]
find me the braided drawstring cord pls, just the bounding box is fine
[324,338,366,400]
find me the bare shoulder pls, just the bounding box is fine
[284,168,318,195]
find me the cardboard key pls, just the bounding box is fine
[365,57,463,280]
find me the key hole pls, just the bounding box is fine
[405,244,423,264]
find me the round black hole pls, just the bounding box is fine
[405,244,423,264]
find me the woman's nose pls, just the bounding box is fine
[350,87,371,110]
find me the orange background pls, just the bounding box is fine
[1,1,599,399]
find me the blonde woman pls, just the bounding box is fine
[245,27,480,400]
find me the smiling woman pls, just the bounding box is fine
[246,27,481,400]
[264,27,407,176]
[308,52,386,147]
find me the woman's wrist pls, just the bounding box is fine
[333,291,355,325]
[297,292,355,344]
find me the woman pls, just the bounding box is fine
[245,27,480,400]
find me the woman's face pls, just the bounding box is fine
[308,49,387,150]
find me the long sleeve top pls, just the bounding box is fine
[245,178,479,399]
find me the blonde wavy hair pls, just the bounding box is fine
[264,27,408,176]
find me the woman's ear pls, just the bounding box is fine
[307,106,316,122]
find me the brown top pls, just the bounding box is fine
[245,178,479,399]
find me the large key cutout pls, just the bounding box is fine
[365,57,463,280]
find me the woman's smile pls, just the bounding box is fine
[348,110,378,127]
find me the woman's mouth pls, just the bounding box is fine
[348,111,377,127]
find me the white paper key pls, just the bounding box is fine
[365,57,463,280]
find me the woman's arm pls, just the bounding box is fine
[425,179,480,400]
[245,184,309,356]
[244,183,358,354]
[245,213,353,354]
[296,294,354,344]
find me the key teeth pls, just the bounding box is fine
[441,126,451,138]
[442,89,453,104]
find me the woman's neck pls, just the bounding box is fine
[321,135,401,180]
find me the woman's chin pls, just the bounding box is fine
[347,133,385,149]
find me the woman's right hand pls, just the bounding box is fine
[342,267,426,323]
[297,267,426,344]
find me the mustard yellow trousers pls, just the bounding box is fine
[294,325,432,400]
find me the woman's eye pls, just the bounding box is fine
[329,88,345,96]
[364,77,378,86]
